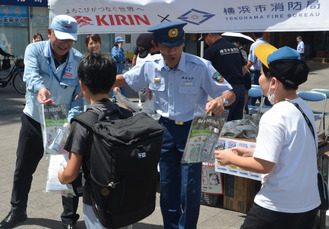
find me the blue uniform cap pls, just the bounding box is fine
[148,21,187,47]
[115,36,125,43]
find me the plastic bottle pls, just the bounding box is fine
[201,128,219,162]
[48,123,69,154]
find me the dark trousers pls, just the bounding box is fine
[11,114,79,224]
[241,203,318,229]
[226,84,245,121]
[158,117,201,229]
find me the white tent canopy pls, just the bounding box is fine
[49,0,328,34]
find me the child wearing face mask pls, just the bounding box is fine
[215,44,320,229]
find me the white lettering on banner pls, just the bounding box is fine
[95,15,150,26]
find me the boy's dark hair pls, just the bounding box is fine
[77,53,117,95]
[262,59,309,90]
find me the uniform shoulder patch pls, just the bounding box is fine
[212,71,224,83]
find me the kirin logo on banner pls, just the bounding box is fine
[74,16,94,27]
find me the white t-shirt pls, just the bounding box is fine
[253,98,320,213]
[135,53,161,66]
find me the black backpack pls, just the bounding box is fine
[72,107,164,229]
[2,56,10,69]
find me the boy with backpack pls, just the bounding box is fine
[58,53,163,229]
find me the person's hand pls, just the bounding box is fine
[118,42,123,48]
[114,87,121,93]
[74,91,83,100]
[205,98,225,116]
[231,146,254,157]
[37,87,54,105]
[58,170,64,184]
[214,148,235,165]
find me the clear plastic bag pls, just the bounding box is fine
[45,154,75,196]
[220,114,260,140]
[114,90,140,112]
[141,92,160,120]
[39,104,70,155]
[181,105,229,163]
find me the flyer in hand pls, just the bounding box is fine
[40,104,69,155]
[181,110,229,163]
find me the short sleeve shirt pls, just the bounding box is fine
[253,98,320,213]
[297,41,305,54]
[248,38,268,71]
[64,99,131,205]
[124,52,233,122]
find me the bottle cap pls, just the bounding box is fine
[214,128,219,134]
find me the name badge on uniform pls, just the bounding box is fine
[185,82,193,86]
[154,77,161,83]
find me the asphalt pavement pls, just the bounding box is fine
[0,60,329,228]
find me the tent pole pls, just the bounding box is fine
[200,41,204,58]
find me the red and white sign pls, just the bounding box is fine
[49,0,329,34]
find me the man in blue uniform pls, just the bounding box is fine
[247,32,271,106]
[114,21,235,229]
[111,36,127,101]
[296,36,305,59]
[200,33,248,121]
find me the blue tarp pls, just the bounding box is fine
[0,0,47,7]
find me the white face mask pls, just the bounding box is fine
[267,78,277,104]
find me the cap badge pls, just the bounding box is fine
[168,28,178,38]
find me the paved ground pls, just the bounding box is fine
[0,60,328,228]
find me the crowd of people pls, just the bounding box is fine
[0,13,320,229]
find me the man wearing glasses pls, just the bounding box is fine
[0,15,83,229]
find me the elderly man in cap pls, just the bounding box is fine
[0,15,83,229]
[114,21,235,229]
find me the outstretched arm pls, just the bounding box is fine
[215,147,274,174]
[112,74,128,88]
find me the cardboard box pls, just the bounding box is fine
[223,174,261,214]
[215,137,262,181]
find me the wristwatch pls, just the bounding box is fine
[220,96,229,107]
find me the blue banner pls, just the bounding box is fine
[0,6,28,26]
[0,0,48,7]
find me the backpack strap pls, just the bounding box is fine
[72,109,99,128]
[71,105,132,128]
